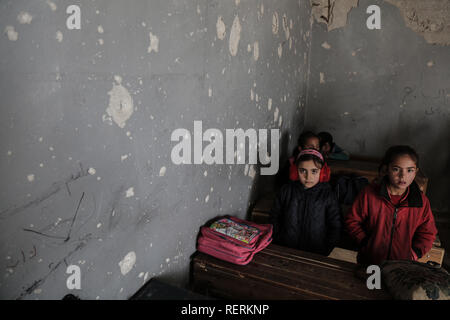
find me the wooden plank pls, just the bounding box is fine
[418,246,445,265]
[328,247,357,264]
[192,244,391,300]
[328,246,444,266]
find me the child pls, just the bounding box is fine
[270,149,342,256]
[345,145,437,265]
[288,131,331,183]
[318,131,350,161]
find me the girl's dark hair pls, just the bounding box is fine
[318,131,334,149]
[379,145,419,174]
[295,153,324,169]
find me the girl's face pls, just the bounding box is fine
[298,160,321,189]
[387,155,418,194]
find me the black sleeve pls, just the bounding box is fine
[325,190,343,254]
[269,186,288,242]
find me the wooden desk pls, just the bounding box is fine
[328,159,428,194]
[191,244,391,300]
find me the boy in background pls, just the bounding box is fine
[318,131,350,161]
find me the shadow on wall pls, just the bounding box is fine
[245,130,291,221]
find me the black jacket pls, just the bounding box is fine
[270,181,342,256]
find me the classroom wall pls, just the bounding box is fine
[306,0,450,213]
[0,0,312,299]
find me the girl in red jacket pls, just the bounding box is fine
[345,145,437,265]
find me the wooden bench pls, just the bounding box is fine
[191,244,391,300]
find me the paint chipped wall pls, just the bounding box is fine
[311,0,359,31]
[385,0,450,46]
[0,0,312,299]
[306,0,450,212]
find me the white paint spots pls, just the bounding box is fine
[98,38,104,45]
[33,289,42,294]
[250,88,255,101]
[17,12,33,24]
[138,272,144,278]
[208,87,212,97]
[248,165,256,179]
[88,168,96,175]
[148,32,159,53]
[320,72,325,84]
[49,146,54,151]
[205,195,210,203]
[118,251,136,276]
[105,76,134,128]
[278,115,283,127]
[229,15,241,56]
[427,61,434,67]
[274,107,280,122]
[121,154,129,162]
[27,174,35,182]
[97,223,102,228]
[268,98,272,111]
[216,16,226,40]
[321,42,331,49]
[5,26,18,41]
[125,187,135,198]
[204,170,208,177]
[56,31,63,42]
[159,166,167,176]
[46,1,57,11]
[272,12,279,35]
[98,25,104,34]
[282,14,290,40]
[258,4,265,20]
[38,137,43,142]
[277,43,283,58]
[7,150,12,156]
[253,41,259,61]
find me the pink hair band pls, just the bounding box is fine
[298,149,324,162]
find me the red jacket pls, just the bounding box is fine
[345,178,437,265]
[289,157,330,183]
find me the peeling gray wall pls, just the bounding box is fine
[306,0,450,212]
[0,0,312,299]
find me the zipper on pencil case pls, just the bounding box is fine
[199,243,247,260]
